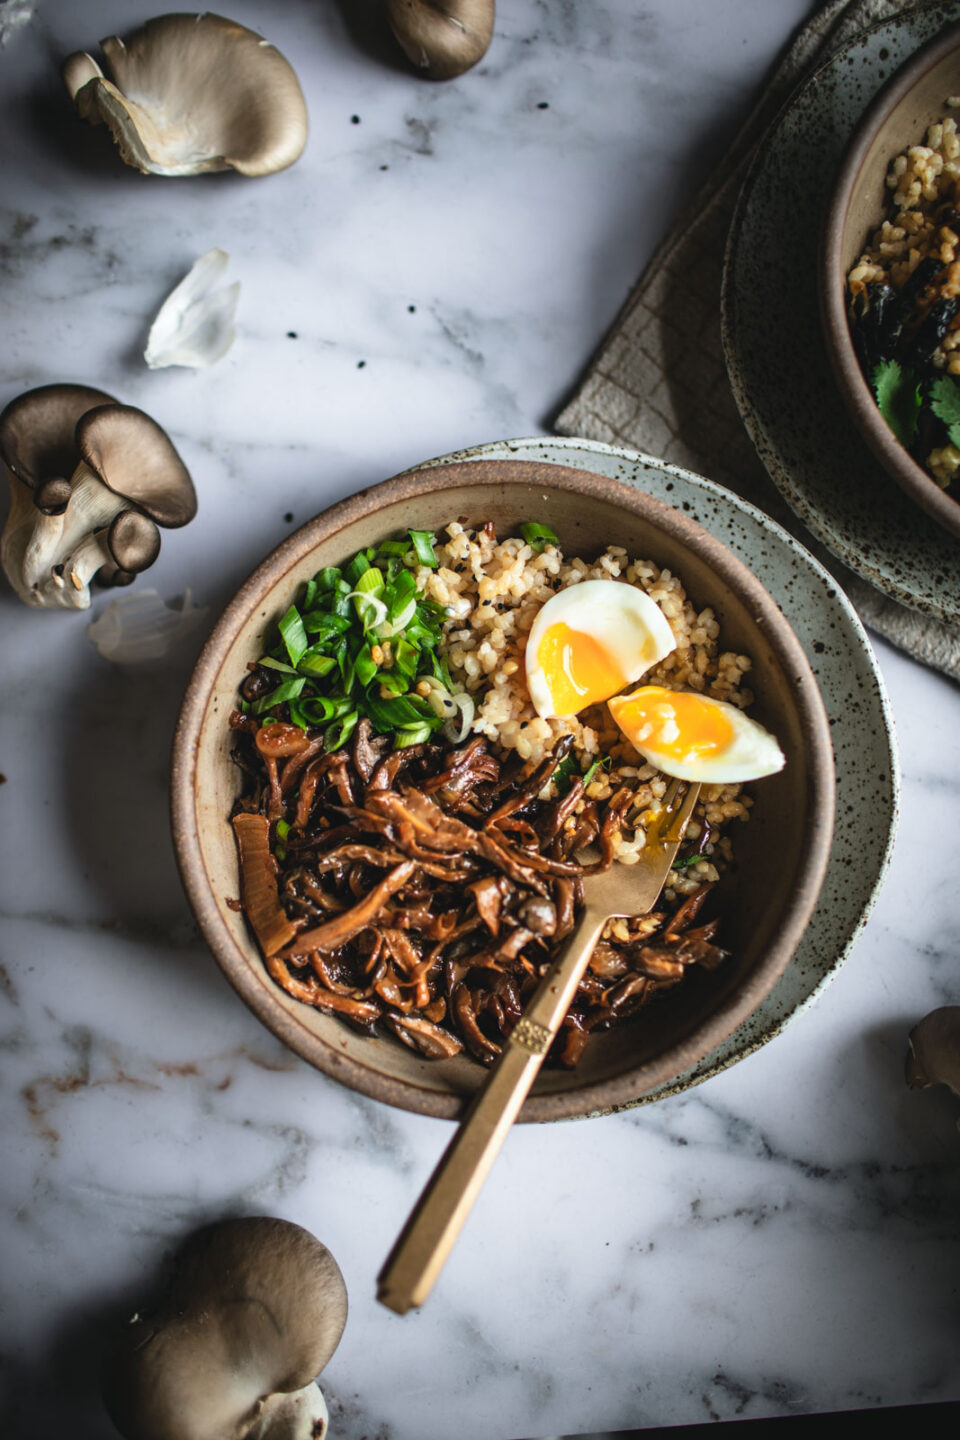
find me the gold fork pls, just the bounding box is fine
[377,777,701,1314]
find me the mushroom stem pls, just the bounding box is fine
[22,461,123,588]
[66,527,112,593]
[247,1382,329,1440]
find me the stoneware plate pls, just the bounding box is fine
[172,448,837,1122]
[723,0,960,622]
[821,20,960,541]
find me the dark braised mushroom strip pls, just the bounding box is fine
[232,813,300,957]
[483,735,574,828]
[278,859,417,958]
[232,712,730,1068]
[384,1011,464,1059]
[353,717,390,783]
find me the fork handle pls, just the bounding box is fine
[376,904,608,1315]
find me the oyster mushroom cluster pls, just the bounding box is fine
[62,12,308,178]
[0,384,196,610]
[102,1217,347,1440]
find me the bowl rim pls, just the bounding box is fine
[819,17,960,542]
[170,457,837,1122]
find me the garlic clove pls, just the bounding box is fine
[145,249,240,369]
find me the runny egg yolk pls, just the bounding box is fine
[610,686,735,761]
[535,621,627,717]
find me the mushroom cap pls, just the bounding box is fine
[102,1217,348,1440]
[107,510,162,573]
[905,1006,960,1097]
[35,476,74,515]
[0,382,117,490]
[386,0,495,80]
[76,405,197,529]
[62,13,308,178]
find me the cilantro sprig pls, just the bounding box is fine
[871,359,922,446]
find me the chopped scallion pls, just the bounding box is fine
[409,529,438,567]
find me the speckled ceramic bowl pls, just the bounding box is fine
[724,0,960,620]
[821,20,960,541]
[171,457,836,1122]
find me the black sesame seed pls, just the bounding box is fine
[284,512,293,523]
[351,114,361,124]
[357,359,366,368]
[286,330,298,339]
[537,101,549,110]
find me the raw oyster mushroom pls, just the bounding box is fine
[62,12,308,177]
[386,0,495,80]
[102,1216,347,1440]
[0,387,197,610]
[906,1006,960,1106]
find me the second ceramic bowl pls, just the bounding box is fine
[821,19,960,540]
[171,458,836,1122]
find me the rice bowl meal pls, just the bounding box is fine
[228,520,784,1070]
[847,103,960,500]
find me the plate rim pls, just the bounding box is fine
[721,0,960,622]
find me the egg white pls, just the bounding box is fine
[525,579,676,719]
[608,687,786,783]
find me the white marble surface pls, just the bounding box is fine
[2,2,959,1436]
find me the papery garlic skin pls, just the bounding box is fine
[87,589,209,664]
[145,249,240,369]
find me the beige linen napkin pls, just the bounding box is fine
[555,0,960,683]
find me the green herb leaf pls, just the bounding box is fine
[520,521,559,553]
[672,853,704,871]
[929,374,960,446]
[871,359,921,445]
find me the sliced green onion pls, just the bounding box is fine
[252,676,306,714]
[278,605,308,666]
[315,567,342,591]
[376,539,410,557]
[394,723,434,748]
[409,530,438,567]
[325,710,358,750]
[347,589,388,630]
[345,552,371,586]
[302,612,350,637]
[354,642,379,688]
[275,819,290,841]
[297,650,337,678]
[520,522,559,553]
[672,853,705,871]
[297,695,354,725]
[302,579,318,610]
[441,691,475,744]
[258,656,300,675]
[355,567,385,598]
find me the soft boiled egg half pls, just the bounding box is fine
[524,580,677,719]
[607,685,785,783]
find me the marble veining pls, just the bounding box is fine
[2,2,959,1438]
